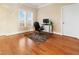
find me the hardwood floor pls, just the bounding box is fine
[0,32,79,55]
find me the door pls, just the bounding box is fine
[62,4,79,38]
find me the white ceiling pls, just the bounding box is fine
[0,3,51,8]
[24,3,51,8]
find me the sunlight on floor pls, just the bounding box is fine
[27,38,33,47]
[18,37,26,53]
[19,37,26,47]
[18,37,33,54]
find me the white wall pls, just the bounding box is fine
[37,3,71,34]
[0,4,37,36]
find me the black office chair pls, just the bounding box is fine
[34,21,44,32]
[31,21,48,42]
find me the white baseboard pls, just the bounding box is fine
[62,34,79,39]
[6,31,26,36]
[0,33,6,36]
[53,32,62,35]
[53,32,79,39]
[0,30,33,36]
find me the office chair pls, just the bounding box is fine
[29,21,48,42]
[34,21,44,32]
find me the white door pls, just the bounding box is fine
[62,4,79,38]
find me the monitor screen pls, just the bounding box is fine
[43,19,49,23]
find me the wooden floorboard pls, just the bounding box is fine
[0,32,79,55]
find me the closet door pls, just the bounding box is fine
[62,4,79,38]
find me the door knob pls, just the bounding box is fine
[63,22,64,24]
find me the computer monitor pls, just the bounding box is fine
[43,19,49,24]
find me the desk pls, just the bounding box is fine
[42,24,52,33]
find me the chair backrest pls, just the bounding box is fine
[34,21,40,31]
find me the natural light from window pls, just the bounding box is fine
[18,9,33,31]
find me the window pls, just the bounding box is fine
[18,9,33,31]
[18,9,27,31]
[19,9,26,23]
[27,11,33,27]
